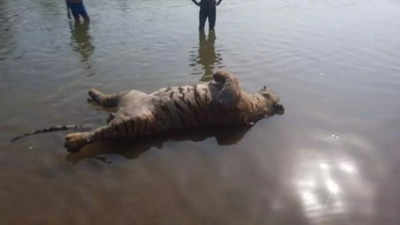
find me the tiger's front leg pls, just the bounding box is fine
[88,89,127,108]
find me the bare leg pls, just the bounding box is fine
[88,89,126,107]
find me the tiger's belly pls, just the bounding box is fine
[151,83,223,130]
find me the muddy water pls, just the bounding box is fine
[1,0,400,224]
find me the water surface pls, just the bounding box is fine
[1,0,400,224]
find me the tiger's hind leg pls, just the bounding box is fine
[65,120,133,152]
[213,71,241,108]
[65,132,91,152]
[88,89,127,108]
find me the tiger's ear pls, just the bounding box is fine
[213,71,241,108]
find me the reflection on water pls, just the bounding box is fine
[190,30,223,81]
[291,131,379,224]
[67,126,251,163]
[296,160,346,223]
[69,21,95,73]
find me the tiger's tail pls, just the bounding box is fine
[10,124,91,143]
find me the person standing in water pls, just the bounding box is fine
[66,0,90,23]
[191,0,223,31]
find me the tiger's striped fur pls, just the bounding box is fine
[65,71,284,152]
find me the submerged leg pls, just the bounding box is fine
[65,125,117,152]
[64,118,141,152]
[88,88,126,107]
[65,114,157,152]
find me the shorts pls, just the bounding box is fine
[69,2,88,18]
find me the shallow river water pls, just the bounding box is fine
[1,0,400,224]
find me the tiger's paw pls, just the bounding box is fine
[65,132,90,153]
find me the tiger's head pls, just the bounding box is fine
[258,86,285,116]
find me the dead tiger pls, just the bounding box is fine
[64,71,284,152]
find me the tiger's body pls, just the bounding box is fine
[65,71,284,152]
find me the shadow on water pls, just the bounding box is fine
[66,126,251,163]
[190,30,223,81]
[69,21,95,74]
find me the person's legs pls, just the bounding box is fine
[70,3,81,23]
[199,8,208,31]
[209,7,216,31]
[79,2,90,22]
[70,2,89,23]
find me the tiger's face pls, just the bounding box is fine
[259,86,285,115]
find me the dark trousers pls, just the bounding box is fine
[199,7,216,30]
[68,2,89,22]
